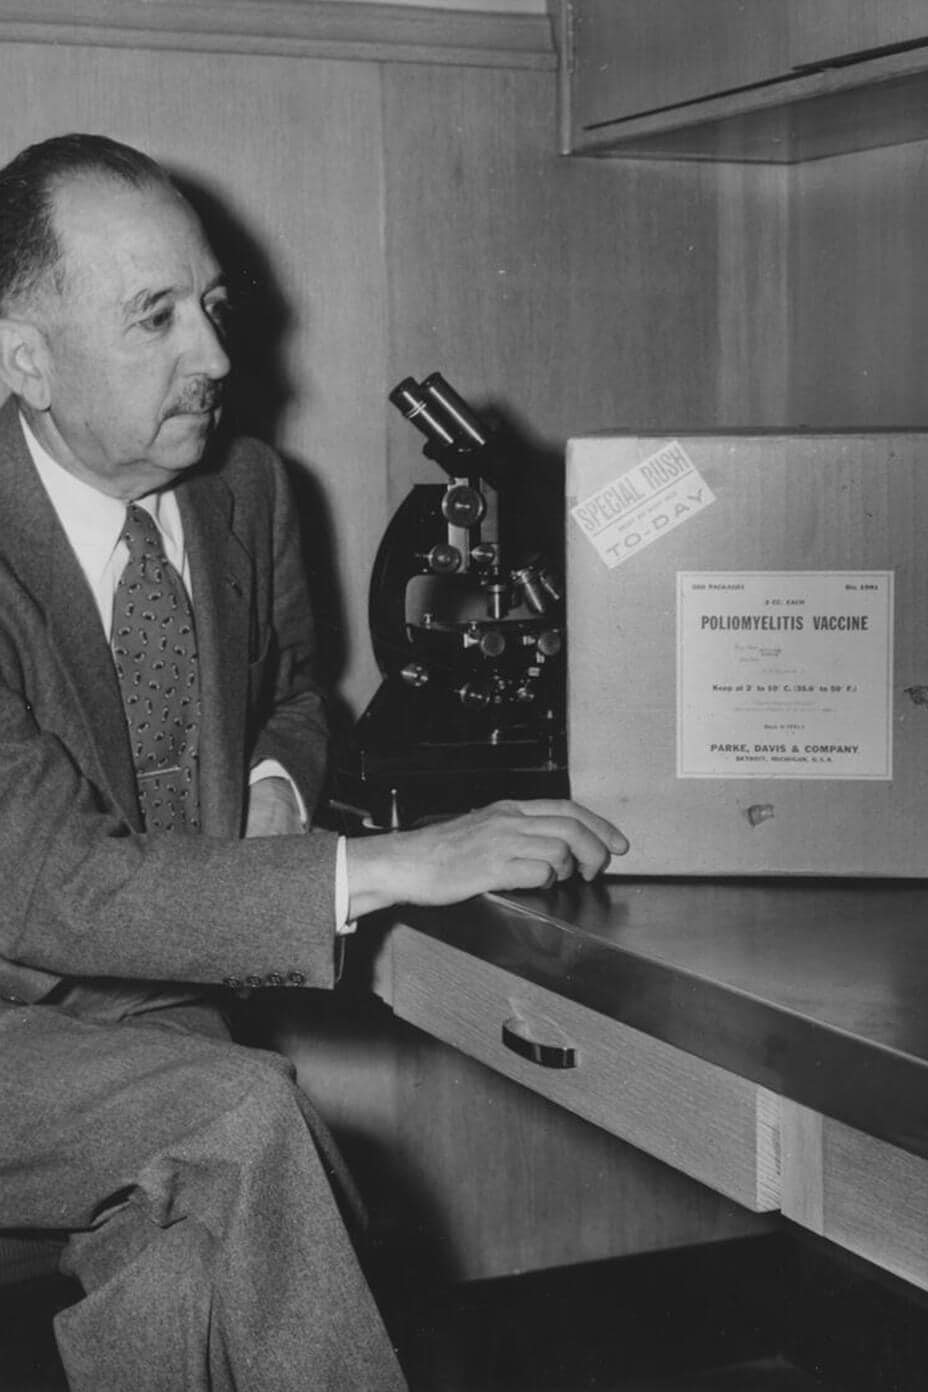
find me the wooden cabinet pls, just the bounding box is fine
[342,895,928,1291]
[555,0,928,162]
[376,922,928,1293]
[791,1,928,69]
[566,0,787,133]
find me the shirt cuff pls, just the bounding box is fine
[335,835,357,936]
[249,758,307,826]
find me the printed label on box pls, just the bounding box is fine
[571,440,715,569]
[676,571,894,779]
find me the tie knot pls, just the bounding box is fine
[121,503,165,561]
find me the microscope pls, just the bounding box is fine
[335,373,568,829]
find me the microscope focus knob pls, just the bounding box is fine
[426,543,462,574]
[442,483,486,528]
[537,629,563,658]
[479,630,506,658]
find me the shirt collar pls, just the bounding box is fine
[18,413,180,585]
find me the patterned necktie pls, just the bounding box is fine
[111,503,201,832]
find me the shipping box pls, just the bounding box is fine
[566,432,928,876]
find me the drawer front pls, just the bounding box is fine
[781,1101,928,1291]
[389,925,780,1212]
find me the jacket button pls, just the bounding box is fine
[286,970,305,987]
[266,973,283,987]
[245,975,263,989]
[223,977,242,990]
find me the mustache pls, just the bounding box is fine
[166,381,224,416]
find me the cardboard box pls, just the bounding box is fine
[566,432,928,876]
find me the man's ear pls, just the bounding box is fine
[0,317,52,409]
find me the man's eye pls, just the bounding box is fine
[205,298,232,333]
[138,307,174,332]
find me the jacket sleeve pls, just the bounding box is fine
[0,458,342,1001]
[0,664,341,999]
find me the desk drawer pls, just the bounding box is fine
[389,925,780,1212]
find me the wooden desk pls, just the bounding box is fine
[374,879,928,1292]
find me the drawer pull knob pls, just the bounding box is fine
[501,1016,577,1069]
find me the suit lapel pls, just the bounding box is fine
[177,465,252,837]
[0,398,142,825]
[0,400,255,838]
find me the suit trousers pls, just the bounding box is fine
[0,985,408,1391]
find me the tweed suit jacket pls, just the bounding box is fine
[0,397,341,1006]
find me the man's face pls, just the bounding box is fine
[29,174,231,499]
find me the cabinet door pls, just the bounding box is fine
[569,0,789,133]
[791,0,928,70]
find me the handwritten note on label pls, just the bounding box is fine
[571,440,714,569]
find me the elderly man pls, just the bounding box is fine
[0,133,627,1391]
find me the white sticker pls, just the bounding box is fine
[676,571,894,780]
[571,440,714,569]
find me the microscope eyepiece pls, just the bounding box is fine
[389,373,489,458]
[421,374,488,449]
[388,378,458,449]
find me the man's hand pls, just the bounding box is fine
[345,799,628,919]
[244,776,304,837]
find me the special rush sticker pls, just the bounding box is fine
[571,440,714,568]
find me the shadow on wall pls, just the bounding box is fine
[171,171,352,719]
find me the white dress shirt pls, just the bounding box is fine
[20,414,352,933]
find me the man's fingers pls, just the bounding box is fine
[501,812,611,880]
[497,798,629,857]
[508,859,559,891]
[349,796,622,914]
[504,832,577,882]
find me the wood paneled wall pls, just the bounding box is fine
[0,42,389,710]
[381,65,788,492]
[10,16,920,703]
[0,19,788,716]
[789,139,928,428]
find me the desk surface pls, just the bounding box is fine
[395,878,928,1161]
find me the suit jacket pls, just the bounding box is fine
[0,398,341,1005]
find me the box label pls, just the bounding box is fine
[571,440,714,568]
[677,571,894,779]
